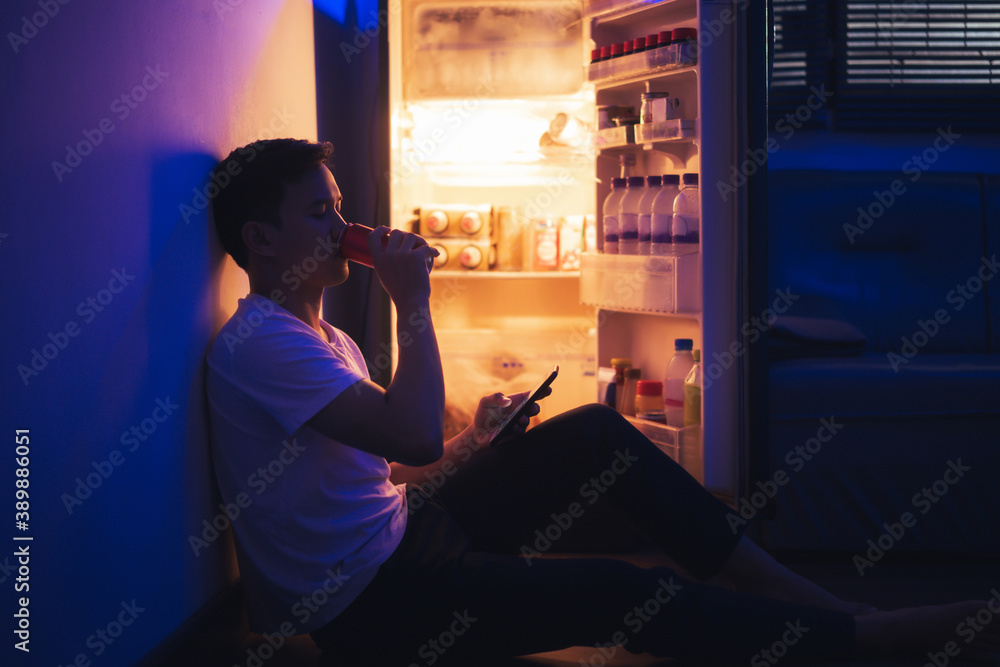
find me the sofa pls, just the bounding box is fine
[762,169,1000,555]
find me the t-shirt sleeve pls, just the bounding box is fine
[229,322,366,435]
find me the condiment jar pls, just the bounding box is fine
[635,380,666,423]
[622,367,642,416]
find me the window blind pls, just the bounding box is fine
[835,1,1000,131]
[769,0,833,129]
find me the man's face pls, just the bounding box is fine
[272,163,350,289]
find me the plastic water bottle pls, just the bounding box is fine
[650,174,680,255]
[663,338,694,427]
[618,176,645,255]
[602,177,626,254]
[672,173,700,250]
[637,175,662,255]
[683,349,702,426]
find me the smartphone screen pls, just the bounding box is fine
[488,365,558,445]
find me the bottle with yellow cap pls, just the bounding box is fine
[683,349,702,426]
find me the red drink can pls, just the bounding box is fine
[336,223,388,268]
[336,223,433,272]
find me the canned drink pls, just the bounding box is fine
[336,223,434,272]
[336,223,386,268]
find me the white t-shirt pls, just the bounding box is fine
[206,293,407,634]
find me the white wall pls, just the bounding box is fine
[0,1,317,663]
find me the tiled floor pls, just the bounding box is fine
[163,552,999,666]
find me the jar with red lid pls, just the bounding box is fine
[672,27,698,67]
[635,380,665,423]
[656,30,673,67]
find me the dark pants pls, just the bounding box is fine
[311,404,854,664]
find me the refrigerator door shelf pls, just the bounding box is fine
[634,119,696,143]
[594,124,635,149]
[579,251,701,314]
[588,50,696,84]
[625,417,703,484]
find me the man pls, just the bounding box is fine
[206,138,999,664]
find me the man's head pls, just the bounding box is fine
[210,138,336,270]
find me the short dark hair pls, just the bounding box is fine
[210,138,335,269]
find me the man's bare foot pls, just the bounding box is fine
[716,536,877,615]
[855,600,1000,662]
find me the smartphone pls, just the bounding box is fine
[488,365,559,445]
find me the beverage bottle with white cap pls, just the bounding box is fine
[601,177,626,254]
[663,338,694,427]
[650,174,680,255]
[618,176,646,255]
[671,173,700,251]
[637,175,662,254]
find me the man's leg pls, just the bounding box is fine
[434,403,872,615]
[435,403,742,580]
[311,491,856,664]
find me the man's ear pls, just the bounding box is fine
[242,221,278,259]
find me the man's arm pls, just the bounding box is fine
[389,388,549,485]
[307,228,445,466]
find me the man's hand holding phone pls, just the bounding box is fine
[472,366,557,447]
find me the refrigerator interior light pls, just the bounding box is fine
[402,95,594,165]
[405,102,549,163]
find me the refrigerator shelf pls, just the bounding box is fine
[579,251,701,314]
[595,119,696,153]
[636,119,695,142]
[594,124,635,149]
[588,59,697,87]
[586,0,694,26]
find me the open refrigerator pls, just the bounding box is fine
[386,0,763,501]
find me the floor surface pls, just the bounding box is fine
[162,551,999,666]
